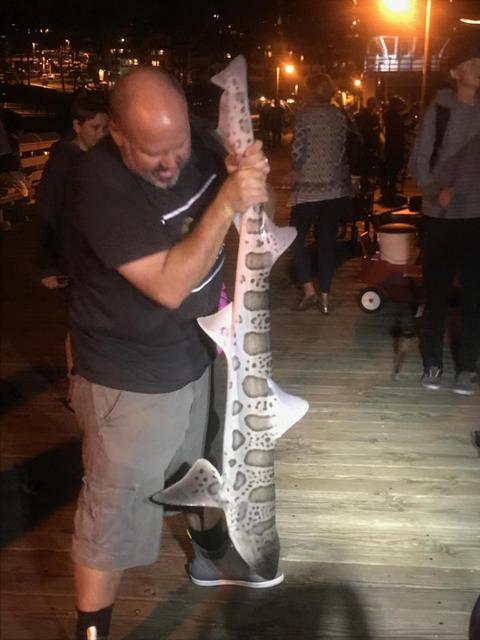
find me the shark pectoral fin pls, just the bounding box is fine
[262,212,297,265]
[197,303,233,358]
[150,459,223,509]
[233,213,241,234]
[267,377,309,439]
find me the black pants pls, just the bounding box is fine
[470,594,480,640]
[270,127,282,148]
[290,197,352,293]
[421,216,480,372]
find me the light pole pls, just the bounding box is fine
[420,0,432,113]
[380,0,433,113]
[275,63,295,101]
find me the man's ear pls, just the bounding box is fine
[449,67,459,82]
[109,120,124,147]
[72,119,82,135]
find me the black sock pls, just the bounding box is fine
[189,520,228,554]
[75,604,113,640]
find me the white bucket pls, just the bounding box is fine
[377,223,417,265]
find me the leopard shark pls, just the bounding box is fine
[152,56,309,580]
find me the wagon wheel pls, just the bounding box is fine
[358,287,385,313]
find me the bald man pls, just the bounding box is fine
[65,68,272,640]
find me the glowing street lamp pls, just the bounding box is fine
[275,63,295,100]
[379,0,432,113]
[382,0,412,13]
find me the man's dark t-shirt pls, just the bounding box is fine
[64,132,225,393]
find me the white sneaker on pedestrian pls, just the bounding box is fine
[452,371,479,396]
[421,366,442,390]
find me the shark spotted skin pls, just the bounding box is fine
[152,56,309,580]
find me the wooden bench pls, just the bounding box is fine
[19,132,59,192]
[0,132,58,230]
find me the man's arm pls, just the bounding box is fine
[37,146,71,285]
[408,104,437,190]
[117,144,269,308]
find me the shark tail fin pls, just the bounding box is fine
[150,459,223,509]
[267,377,309,440]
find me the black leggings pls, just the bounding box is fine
[290,197,352,293]
[421,216,480,371]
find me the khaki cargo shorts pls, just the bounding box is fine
[70,368,210,571]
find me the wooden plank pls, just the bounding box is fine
[1,587,475,640]
[20,155,50,170]
[2,547,477,592]
[19,140,57,154]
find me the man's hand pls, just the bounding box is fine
[438,187,453,209]
[41,275,70,289]
[218,165,269,217]
[221,140,270,216]
[225,140,270,175]
[117,140,269,309]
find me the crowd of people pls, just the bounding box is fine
[255,87,419,207]
[287,31,480,397]
[2,26,477,640]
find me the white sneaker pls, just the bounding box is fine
[452,371,479,396]
[189,541,284,589]
[421,366,442,390]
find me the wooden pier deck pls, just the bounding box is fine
[1,148,479,640]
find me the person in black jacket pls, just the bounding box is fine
[381,95,407,204]
[354,97,381,194]
[37,92,109,402]
[38,92,109,288]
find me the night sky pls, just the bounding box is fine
[1,0,479,41]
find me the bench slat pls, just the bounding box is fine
[20,155,50,170]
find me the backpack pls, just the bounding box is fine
[429,104,451,170]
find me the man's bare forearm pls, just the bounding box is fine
[117,149,269,307]
[158,193,234,307]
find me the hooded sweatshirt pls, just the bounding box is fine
[409,88,480,219]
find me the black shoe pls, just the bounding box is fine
[421,366,442,390]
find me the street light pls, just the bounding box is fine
[380,0,432,113]
[275,63,295,100]
[382,0,412,13]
